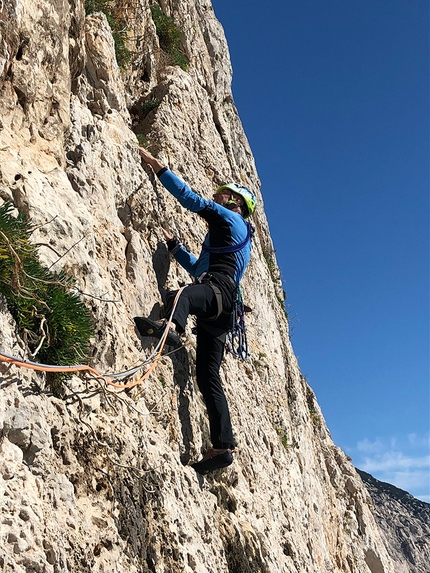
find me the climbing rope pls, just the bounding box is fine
[0,286,186,390]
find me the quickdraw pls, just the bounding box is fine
[226,286,249,361]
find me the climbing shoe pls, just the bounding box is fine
[191,448,235,475]
[134,317,181,347]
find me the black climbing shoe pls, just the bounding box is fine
[134,317,181,347]
[191,448,235,475]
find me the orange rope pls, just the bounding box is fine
[0,288,186,390]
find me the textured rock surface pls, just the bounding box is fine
[357,470,430,573]
[0,1,398,571]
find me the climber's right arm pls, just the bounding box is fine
[139,147,208,212]
[156,169,209,213]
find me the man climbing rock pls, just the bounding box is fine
[136,147,256,474]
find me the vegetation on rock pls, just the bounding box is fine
[0,202,94,382]
[150,3,189,71]
[85,0,131,68]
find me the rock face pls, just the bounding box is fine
[0,1,397,571]
[357,470,430,573]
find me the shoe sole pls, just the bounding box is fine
[134,317,180,347]
[191,451,234,475]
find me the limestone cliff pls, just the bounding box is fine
[357,470,430,573]
[0,1,395,572]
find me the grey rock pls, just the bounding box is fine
[358,469,430,573]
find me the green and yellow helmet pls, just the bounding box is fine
[215,183,257,218]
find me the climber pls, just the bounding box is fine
[135,146,256,475]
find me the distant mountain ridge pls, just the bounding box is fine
[357,469,430,573]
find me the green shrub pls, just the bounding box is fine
[0,202,94,383]
[85,0,110,13]
[150,3,189,71]
[306,389,320,427]
[140,98,161,116]
[276,427,290,450]
[263,250,277,280]
[136,133,147,146]
[85,0,131,68]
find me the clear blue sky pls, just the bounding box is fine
[211,0,429,501]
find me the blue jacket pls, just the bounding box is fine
[157,168,252,284]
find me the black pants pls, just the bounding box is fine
[166,279,236,449]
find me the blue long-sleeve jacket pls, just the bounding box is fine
[157,168,251,284]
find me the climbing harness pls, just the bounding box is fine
[194,275,250,359]
[0,287,186,390]
[226,286,249,361]
[199,224,253,359]
[193,272,225,322]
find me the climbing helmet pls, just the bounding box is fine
[215,183,257,218]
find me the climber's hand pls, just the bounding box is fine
[138,147,165,173]
[138,147,154,163]
[161,227,174,241]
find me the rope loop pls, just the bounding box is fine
[0,286,187,390]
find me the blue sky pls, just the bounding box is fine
[211,0,429,501]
